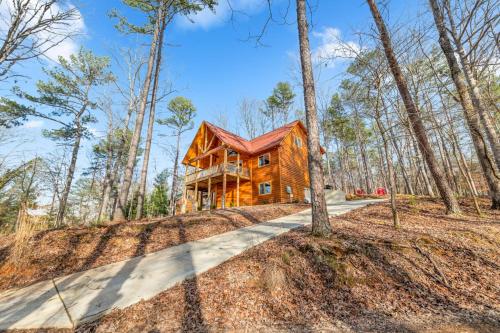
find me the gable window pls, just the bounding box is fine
[294,136,303,148]
[258,153,270,167]
[259,182,272,195]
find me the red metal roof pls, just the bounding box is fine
[204,120,305,155]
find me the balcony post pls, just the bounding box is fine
[207,154,212,209]
[194,160,199,211]
[222,148,227,209]
[237,152,240,207]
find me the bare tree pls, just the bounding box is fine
[238,98,260,139]
[443,0,500,170]
[135,7,168,219]
[429,0,500,209]
[105,49,146,220]
[367,0,461,214]
[113,3,165,221]
[296,0,331,236]
[0,0,81,80]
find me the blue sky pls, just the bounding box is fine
[1,0,421,195]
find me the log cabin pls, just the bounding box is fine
[180,120,322,213]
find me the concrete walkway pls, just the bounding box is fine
[0,199,383,330]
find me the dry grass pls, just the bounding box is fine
[10,205,48,268]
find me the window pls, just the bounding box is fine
[259,182,272,195]
[228,149,238,157]
[294,136,303,148]
[258,153,270,167]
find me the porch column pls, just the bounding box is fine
[207,154,212,209]
[194,160,199,210]
[237,152,240,207]
[222,148,227,209]
[181,164,188,213]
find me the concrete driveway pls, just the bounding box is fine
[0,199,383,330]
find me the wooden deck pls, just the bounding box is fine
[185,163,250,186]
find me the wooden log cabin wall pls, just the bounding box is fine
[180,120,320,213]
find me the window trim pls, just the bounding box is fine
[257,153,271,167]
[258,181,272,195]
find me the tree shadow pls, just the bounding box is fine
[79,224,121,271]
[274,229,500,331]
[65,221,162,330]
[177,217,208,333]
[229,207,279,224]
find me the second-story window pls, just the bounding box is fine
[258,153,270,167]
[294,136,303,148]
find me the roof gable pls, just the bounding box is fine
[182,120,310,164]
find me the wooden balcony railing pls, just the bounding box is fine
[186,164,249,184]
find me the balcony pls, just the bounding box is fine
[185,163,250,185]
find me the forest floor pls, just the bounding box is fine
[65,196,498,333]
[0,203,308,291]
[3,197,499,333]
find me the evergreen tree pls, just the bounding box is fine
[261,81,296,129]
[14,49,114,225]
[157,96,196,216]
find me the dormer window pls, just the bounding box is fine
[258,153,270,167]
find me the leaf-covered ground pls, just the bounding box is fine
[0,203,308,291]
[70,197,499,333]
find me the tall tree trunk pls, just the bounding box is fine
[377,144,388,190]
[373,81,399,227]
[97,121,115,221]
[407,122,435,197]
[367,0,460,213]
[444,1,500,170]
[56,125,82,226]
[382,96,414,195]
[109,95,136,219]
[375,115,399,227]
[136,11,167,219]
[335,140,346,192]
[169,133,181,215]
[429,0,500,209]
[114,4,164,221]
[440,93,479,196]
[98,158,113,221]
[384,112,414,194]
[296,0,331,236]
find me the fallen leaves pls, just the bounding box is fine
[72,197,500,333]
[0,203,308,291]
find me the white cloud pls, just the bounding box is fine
[0,0,86,63]
[177,0,264,30]
[42,4,86,62]
[24,120,44,129]
[312,27,360,68]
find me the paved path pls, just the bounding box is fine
[0,199,383,330]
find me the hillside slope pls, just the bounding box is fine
[0,204,308,291]
[76,197,500,333]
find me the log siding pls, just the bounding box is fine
[180,121,316,213]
